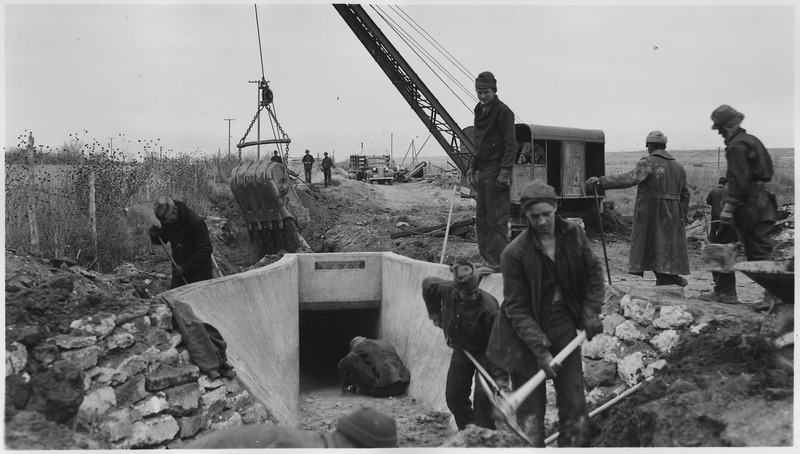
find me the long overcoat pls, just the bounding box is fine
[601,149,690,275]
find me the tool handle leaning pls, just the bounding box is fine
[506,331,588,409]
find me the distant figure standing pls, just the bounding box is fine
[271,150,283,164]
[338,336,410,397]
[302,149,315,184]
[465,71,518,273]
[700,105,777,306]
[706,177,728,241]
[585,130,690,287]
[321,152,333,187]
[148,197,213,289]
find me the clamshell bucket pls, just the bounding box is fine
[229,159,309,259]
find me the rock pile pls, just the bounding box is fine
[5,260,276,449]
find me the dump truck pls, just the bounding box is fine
[347,154,396,185]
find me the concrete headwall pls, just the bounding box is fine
[163,258,300,426]
[163,252,506,429]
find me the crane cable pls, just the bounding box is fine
[373,5,527,125]
[238,4,291,161]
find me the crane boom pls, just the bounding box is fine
[334,4,473,174]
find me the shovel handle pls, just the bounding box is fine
[505,331,588,410]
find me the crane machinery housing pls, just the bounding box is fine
[335,4,606,236]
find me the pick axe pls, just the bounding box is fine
[466,331,588,444]
[157,236,188,285]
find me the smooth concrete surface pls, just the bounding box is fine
[161,258,300,426]
[160,252,504,427]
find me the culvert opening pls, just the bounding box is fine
[298,307,380,390]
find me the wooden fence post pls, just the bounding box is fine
[26,133,40,255]
[89,168,98,269]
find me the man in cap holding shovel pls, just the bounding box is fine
[487,179,604,446]
[149,197,213,289]
[701,105,777,306]
[585,130,691,287]
[466,71,518,273]
[422,260,508,431]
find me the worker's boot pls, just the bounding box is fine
[699,272,737,304]
[699,290,738,304]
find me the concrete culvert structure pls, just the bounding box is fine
[159,252,503,426]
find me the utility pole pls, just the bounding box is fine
[224,118,235,159]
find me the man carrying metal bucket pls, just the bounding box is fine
[700,105,777,305]
[487,180,604,446]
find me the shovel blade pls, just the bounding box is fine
[477,374,534,446]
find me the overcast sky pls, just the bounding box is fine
[4,1,796,161]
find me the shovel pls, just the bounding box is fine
[592,183,612,284]
[157,236,188,285]
[487,331,588,437]
[461,348,534,446]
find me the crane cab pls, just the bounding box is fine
[461,124,605,236]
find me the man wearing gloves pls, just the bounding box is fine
[422,260,508,431]
[585,130,690,287]
[466,71,518,273]
[700,105,777,305]
[487,179,604,447]
[149,197,213,289]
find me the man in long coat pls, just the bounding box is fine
[585,130,690,286]
[338,336,410,397]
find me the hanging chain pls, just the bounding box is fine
[238,107,262,148]
[266,104,290,156]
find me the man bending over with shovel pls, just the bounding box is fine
[488,179,604,446]
[422,260,508,431]
[149,197,213,289]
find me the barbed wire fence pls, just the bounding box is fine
[5,133,241,271]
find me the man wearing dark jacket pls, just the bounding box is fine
[321,152,334,187]
[422,260,507,431]
[466,71,518,272]
[706,177,728,241]
[585,130,690,287]
[302,149,315,184]
[700,105,777,305]
[149,197,213,289]
[338,336,410,397]
[487,179,604,447]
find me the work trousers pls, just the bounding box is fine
[323,168,332,186]
[304,165,313,184]
[711,187,776,295]
[513,308,589,447]
[167,299,230,374]
[446,348,495,430]
[474,168,510,268]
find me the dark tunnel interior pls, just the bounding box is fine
[298,308,380,391]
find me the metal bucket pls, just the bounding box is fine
[701,223,741,272]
